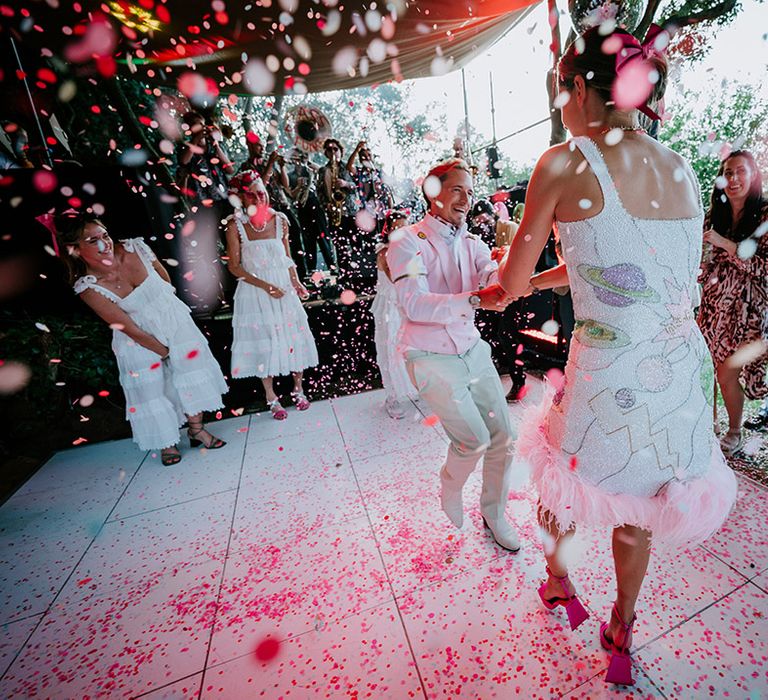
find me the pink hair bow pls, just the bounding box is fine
[613,24,669,120]
[34,210,60,256]
[34,207,81,256]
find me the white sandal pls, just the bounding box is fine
[268,398,288,420]
[720,430,743,457]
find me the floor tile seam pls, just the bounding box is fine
[346,437,449,464]
[746,574,768,595]
[632,578,755,654]
[130,669,204,698]
[331,402,427,698]
[196,413,253,700]
[224,513,371,557]
[202,597,400,672]
[0,612,44,628]
[0,458,150,516]
[698,541,763,582]
[558,659,669,699]
[243,404,342,444]
[346,439,449,469]
[0,615,45,683]
[0,450,151,685]
[36,551,230,611]
[389,550,512,604]
[736,471,768,492]
[105,488,239,524]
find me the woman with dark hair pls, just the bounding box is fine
[56,212,228,465]
[499,26,736,686]
[697,150,768,452]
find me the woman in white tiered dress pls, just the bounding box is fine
[371,210,416,418]
[57,213,228,465]
[225,171,318,420]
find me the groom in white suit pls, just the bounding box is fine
[387,159,521,551]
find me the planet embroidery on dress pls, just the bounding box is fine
[636,354,674,393]
[573,319,631,348]
[578,263,660,307]
[614,387,636,409]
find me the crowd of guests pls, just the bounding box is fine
[176,113,400,292]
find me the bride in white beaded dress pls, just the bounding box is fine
[498,26,736,686]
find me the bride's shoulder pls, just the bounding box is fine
[531,142,575,184]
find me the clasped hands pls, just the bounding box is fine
[472,280,538,311]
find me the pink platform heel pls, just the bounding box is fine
[537,566,590,631]
[599,603,636,686]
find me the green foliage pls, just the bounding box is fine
[652,1,765,60]
[220,85,449,185]
[57,76,161,166]
[660,82,768,201]
[0,309,119,417]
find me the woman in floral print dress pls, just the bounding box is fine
[697,150,768,456]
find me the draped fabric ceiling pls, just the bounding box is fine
[13,0,541,95]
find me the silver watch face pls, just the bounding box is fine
[469,294,481,306]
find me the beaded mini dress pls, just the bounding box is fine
[516,137,736,546]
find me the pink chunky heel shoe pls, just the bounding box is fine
[600,603,636,686]
[537,566,590,631]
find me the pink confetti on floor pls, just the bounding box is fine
[1,385,766,698]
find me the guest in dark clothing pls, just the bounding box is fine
[287,149,336,276]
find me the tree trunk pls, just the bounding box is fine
[241,96,254,135]
[547,67,567,146]
[266,94,283,151]
[547,0,569,146]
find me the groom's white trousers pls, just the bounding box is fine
[405,339,515,524]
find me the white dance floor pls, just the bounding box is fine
[1,379,767,699]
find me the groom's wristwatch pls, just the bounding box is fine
[469,294,481,308]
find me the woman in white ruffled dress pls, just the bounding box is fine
[56,212,228,465]
[225,171,318,420]
[371,210,416,418]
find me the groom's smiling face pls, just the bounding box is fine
[432,168,474,228]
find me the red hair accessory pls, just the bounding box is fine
[611,24,669,120]
[35,207,81,255]
[228,169,261,195]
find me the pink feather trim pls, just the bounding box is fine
[517,384,737,549]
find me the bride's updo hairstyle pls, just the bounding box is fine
[557,26,669,119]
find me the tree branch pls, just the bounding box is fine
[661,0,739,29]
[635,0,664,39]
[547,0,567,145]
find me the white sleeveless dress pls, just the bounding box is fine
[230,213,319,378]
[516,137,737,547]
[74,239,228,451]
[370,262,413,401]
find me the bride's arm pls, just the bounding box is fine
[498,146,563,298]
[530,262,569,291]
